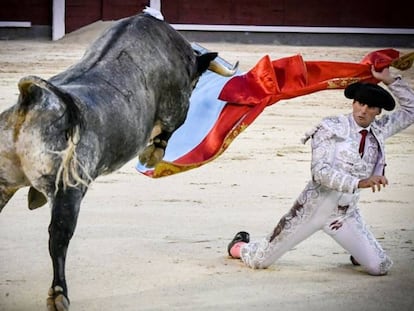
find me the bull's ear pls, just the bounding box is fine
[18,76,51,103]
[196,52,218,74]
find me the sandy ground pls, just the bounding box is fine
[1,22,414,311]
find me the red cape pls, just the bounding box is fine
[138,48,413,177]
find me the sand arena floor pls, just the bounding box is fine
[1,23,414,310]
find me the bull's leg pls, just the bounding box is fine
[47,187,84,311]
[139,131,172,167]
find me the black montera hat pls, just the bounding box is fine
[344,82,395,111]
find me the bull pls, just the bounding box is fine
[0,9,237,311]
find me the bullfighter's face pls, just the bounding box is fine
[352,100,381,128]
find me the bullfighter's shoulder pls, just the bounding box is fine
[302,115,350,144]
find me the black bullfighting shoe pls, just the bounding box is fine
[350,255,360,266]
[227,231,250,257]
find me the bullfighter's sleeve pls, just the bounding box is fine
[376,78,414,139]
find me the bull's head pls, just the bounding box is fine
[193,43,239,77]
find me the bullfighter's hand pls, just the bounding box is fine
[371,66,397,85]
[358,175,389,192]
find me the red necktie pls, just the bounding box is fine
[359,129,368,157]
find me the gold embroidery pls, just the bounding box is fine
[327,78,361,89]
[152,123,249,178]
[391,51,414,71]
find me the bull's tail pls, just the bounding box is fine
[53,125,92,193]
[46,84,93,192]
[18,76,93,193]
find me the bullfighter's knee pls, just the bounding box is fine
[365,256,393,276]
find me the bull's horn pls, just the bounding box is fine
[208,60,239,76]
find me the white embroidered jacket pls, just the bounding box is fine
[302,79,414,195]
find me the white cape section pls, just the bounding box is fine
[137,44,241,171]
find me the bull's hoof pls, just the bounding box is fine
[139,144,155,165]
[139,145,165,167]
[47,286,70,311]
[146,147,164,167]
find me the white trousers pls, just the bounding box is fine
[240,184,393,275]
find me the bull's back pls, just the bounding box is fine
[51,13,196,95]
